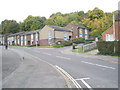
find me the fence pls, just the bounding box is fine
[82,42,97,52]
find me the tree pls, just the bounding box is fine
[81,7,113,36]
[88,7,104,20]
[0,24,2,34]
[1,19,20,34]
[20,15,46,31]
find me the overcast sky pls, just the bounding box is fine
[0,0,119,23]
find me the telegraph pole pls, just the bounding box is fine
[113,13,115,41]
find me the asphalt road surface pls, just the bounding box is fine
[2,46,67,88]
[2,46,119,89]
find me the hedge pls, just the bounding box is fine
[53,40,72,48]
[97,41,120,56]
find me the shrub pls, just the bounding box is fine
[97,41,120,56]
[72,38,85,44]
[53,40,72,48]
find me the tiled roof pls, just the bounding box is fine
[47,25,72,32]
[24,29,41,35]
[70,24,88,29]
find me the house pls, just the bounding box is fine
[102,11,120,41]
[65,24,89,40]
[13,32,25,45]
[8,34,15,45]
[25,30,40,46]
[40,25,72,46]
[0,34,4,45]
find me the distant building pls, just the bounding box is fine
[25,30,40,46]
[0,34,4,45]
[40,25,72,46]
[102,11,120,41]
[65,24,89,40]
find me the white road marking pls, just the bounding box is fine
[56,56,71,60]
[42,52,52,56]
[55,65,82,89]
[81,61,116,70]
[75,78,92,89]
[75,77,90,81]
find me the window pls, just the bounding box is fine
[106,34,114,41]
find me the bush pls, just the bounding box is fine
[97,41,120,56]
[72,38,85,44]
[53,40,72,48]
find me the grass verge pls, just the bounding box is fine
[72,47,83,53]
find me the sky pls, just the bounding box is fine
[0,0,119,23]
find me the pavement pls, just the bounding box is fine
[60,46,119,64]
[2,47,68,88]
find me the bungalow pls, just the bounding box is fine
[40,25,72,46]
[102,11,120,41]
[65,24,89,40]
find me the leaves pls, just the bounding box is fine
[1,20,20,34]
[1,7,115,37]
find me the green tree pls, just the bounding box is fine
[21,15,46,31]
[2,19,20,34]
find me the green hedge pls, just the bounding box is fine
[72,38,85,44]
[53,40,72,48]
[97,41,120,56]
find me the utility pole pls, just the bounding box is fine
[113,13,116,53]
[113,13,115,41]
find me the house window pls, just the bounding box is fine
[48,30,52,40]
[106,34,114,41]
[64,32,67,40]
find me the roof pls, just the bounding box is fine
[67,24,89,30]
[47,25,72,32]
[115,10,120,21]
[24,29,41,35]
[13,32,25,35]
[8,29,41,36]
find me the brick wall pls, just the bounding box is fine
[65,24,78,38]
[102,21,120,41]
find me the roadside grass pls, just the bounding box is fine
[9,45,28,47]
[72,47,120,57]
[72,47,98,53]
[29,46,52,48]
[72,47,84,53]
[64,84,68,88]
[8,45,52,48]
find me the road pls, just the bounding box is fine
[2,46,67,88]
[2,46,119,89]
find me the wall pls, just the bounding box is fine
[102,21,120,41]
[54,31,72,40]
[65,24,78,38]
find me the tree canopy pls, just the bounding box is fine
[1,7,116,37]
[1,20,20,34]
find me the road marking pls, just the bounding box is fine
[42,52,52,56]
[81,61,116,70]
[56,56,71,60]
[75,77,90,81]
[75,78,93,89]
[55,65,82,89]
